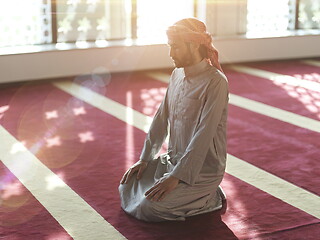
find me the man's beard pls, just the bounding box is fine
[173,49,193,68]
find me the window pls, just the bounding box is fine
[135,0,194,43]
[297,0,320,29]
[0,0,319,48]
[56,0,195,44]
[246,0,295,35]
[0,0,51,47]
[246,0,320,36]
[56,0,128,43]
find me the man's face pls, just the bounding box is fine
[168,39,192,68]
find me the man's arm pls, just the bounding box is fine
[139,84,170,162]
[170,75,229,186]
[120,81,170,185]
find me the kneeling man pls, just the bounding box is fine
[119,18,229,222]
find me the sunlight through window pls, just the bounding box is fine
[0,105,9,113]
[1,181,24,200]
[0,0,51,47]
[57,0,128,43]
[293,73,320,83]
[46,110,59,119]
[269,72,320,119]
[246,0,293,36]
[0,105,9,119]
[136,0,194,42]
[73,106,87,115]
[141,87,166,115]
[45,136,62,148]
[298,0,320,29]
[10,141,27,154]
[45,173,66,191]
[78,131,94,143]
[125,91,135,169]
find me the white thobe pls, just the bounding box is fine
[119,59,229,222]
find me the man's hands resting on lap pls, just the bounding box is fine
[120,160,148,184]
[145,175,179,202]
[120,160,179,202]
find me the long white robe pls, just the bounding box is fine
[119,59,229,222]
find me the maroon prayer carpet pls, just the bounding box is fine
[0,58,319,239]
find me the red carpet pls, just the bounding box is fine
[0,59,319,239]
[0,162,72,240]
[225,68,320,121]
[245,60,320,84]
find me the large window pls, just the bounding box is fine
[136,0,194,43]
[297,0,320,29]
[247,0,295,35]
[56,0,129,43]
[247,0,320,36]
[0,0,319,48]
[0,0,195,47]
[0,0,52,47]
[56,0,194,44]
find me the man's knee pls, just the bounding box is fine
[140,197,160,212]
[118,182,127,193]
[137,197,169,222]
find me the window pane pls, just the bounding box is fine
[0,0,51,47]
[57,0,128,43]
[136,0,194,42]
[298,0,320,29]
[246,0,293,35]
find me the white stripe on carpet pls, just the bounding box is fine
[0,125,126,240]
[226,155,320,219]
[301,59,320,67]
[145,72,320,133]
[227,65,320,92]
[54,81,152,133]
[53,80,320,219]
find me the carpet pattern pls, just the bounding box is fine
[0,59,319,239]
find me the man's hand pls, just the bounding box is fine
[120,160,148,184]
[145,175,179,202]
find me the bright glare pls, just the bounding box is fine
[0,105,9,113]
[75,40,90,48]
[0,0,47,47]
[45,136,62,148]
[247,0,291,36]
[78,131,94,143]
[45,173,66,191]
[125,91,135,170]
[273,73,320,118]
[0,105,9,119]
[73,107,87,116]
[1,181,24,199]
[46,110,59,119]
[137,0,194,42]
[10,141,27,154]
[140,87,166,115]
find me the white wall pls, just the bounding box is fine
[1,34,319,84]
[0,44,171,83]
[215,34,320,63]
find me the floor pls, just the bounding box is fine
[0,58,319,239]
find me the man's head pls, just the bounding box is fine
[166,18,222,71]
[167,36,202,68]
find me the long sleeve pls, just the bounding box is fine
[170,76,228,185]
[139,87,170,162]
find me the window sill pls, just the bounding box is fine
[0,38,167,56]
[214,29,320,41]
[0,29,319,56]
